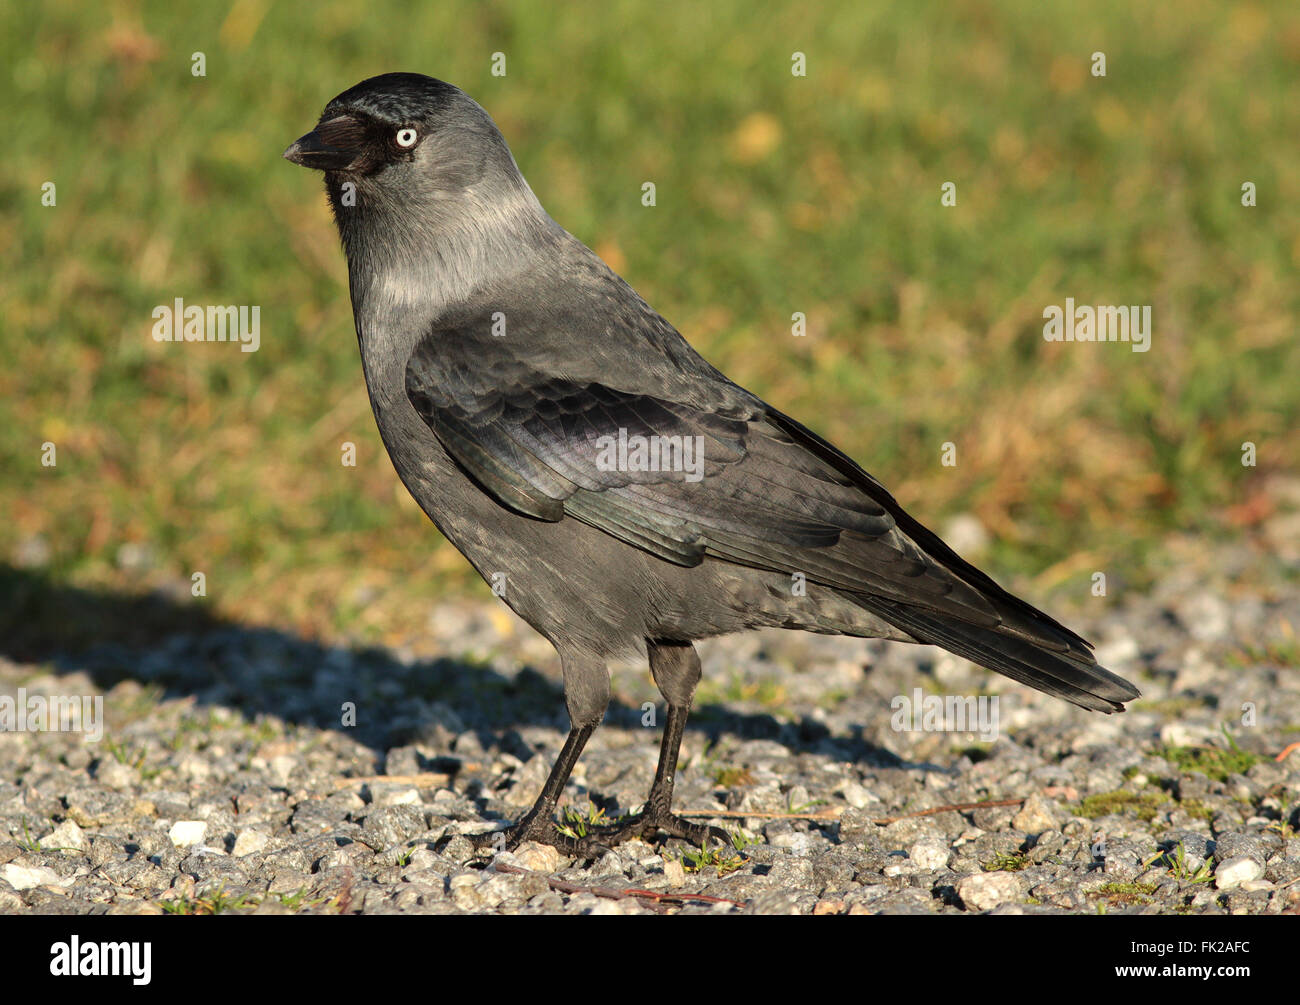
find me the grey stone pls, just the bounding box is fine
[1012,794,1061,834]
[957,872,1025,911]
[359,804,428,851]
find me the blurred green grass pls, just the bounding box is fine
[3,0,1298,642]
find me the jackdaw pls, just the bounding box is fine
[285,73,1139,853]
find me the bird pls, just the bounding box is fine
[285,72,1140,855]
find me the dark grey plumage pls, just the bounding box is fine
[286,73,1139,852]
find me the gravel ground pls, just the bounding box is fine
[2,534,1298,916]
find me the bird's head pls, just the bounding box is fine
[285,73,555,296]
[285,72,534,212]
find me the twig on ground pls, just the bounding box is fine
[677,807,843,821]
[332,772,467,789]
[677,797,1026,826]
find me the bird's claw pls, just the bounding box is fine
[469,818,612,862]
[471,809,731,861]
[589,810,733,850]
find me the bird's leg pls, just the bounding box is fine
[593,641,730,849]
[475,723,604,856]
[474,654,611,858]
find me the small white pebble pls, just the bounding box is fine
[1,864,66,891]
[1215,856,1263,890]
[231,829,269,857]
[168,820,206,848]
[957,872,1024,911]
[909,838,950,870]
[513,841,562,873]
[47,819,88,852]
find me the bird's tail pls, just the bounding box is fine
[853,595,1140,713]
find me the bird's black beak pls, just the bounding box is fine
[283,114,368,171]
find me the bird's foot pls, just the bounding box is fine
[471,814,611,862]
[589,806,732,850]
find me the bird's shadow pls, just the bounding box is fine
[0,564,911,774]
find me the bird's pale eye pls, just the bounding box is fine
[395,127,418,148]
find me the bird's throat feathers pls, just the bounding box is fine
[327,169,559,326]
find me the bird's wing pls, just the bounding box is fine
[410,318,1027,629]
[405,306,1139,712]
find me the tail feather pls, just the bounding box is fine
[855,595,1140,713]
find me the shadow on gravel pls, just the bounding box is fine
[0,565,907,768]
